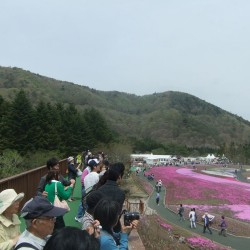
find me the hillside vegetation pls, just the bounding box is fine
[1,66,250,150]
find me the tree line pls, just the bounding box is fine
[0,90,113,158]
[1,89,250,179]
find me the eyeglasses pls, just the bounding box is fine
[37,217,56,222]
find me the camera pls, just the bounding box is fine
[123,211,140,226]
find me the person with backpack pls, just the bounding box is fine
[218,215,227,237]
[203,212,212,234]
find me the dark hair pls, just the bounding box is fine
[43,226,100,250]
[94,199,120,235]
[103,160,109,167]
[45,171,59,183]
[92,168,119,190]
[86,191,104,214]
[221,215,225,219]
[107,168,120,181]
[46,157,59,170]
[110,162,125,178]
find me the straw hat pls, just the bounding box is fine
[0,189,24,214]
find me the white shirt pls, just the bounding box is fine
[189,211,196,221]
[84,172,99,193]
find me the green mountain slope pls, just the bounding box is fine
[1,66,250,148]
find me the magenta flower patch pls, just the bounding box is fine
[160,222,173,231]
[186,236,229,249]
[146,166,250,220]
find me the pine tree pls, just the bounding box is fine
[83,108,113,144]
[33,101,61,150]
[4,90,35,154]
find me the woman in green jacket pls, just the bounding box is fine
[45,171,74,232]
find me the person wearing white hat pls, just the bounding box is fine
[0,189,24,250]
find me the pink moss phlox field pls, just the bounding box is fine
[146,166,250,220]
[186,237,229,250]
[159,222,173,231]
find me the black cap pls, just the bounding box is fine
[21,196,67,219]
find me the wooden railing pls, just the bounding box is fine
[124,199,145,214]
[0,159,68,204]
[0,160,145,249]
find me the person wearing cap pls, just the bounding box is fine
[0,189,24,250]
[84,159,100,194]
[67,156,80,201]
[14,196,67,250]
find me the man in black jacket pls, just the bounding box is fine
[98,162,125,233]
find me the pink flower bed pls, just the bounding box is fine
[159,222,173,231]
[146,166,250,220]
[186,236,230,250]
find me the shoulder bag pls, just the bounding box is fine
[54,182,70,212]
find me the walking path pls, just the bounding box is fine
[141,175,250,250]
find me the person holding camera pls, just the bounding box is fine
[94,199,139,250]
[97,163,126,233]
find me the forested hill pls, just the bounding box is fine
[1,66,250,148]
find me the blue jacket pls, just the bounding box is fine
[100,230,128,250]
[204,215,209,226]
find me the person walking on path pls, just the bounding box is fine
[193,207,198,223]
[189,208,196,228]
[177,204,184,221]
[218,215,227,237]
[203,212,212,234]
[157,180,162,192]
[156,192,160,206]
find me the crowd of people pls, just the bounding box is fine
[0,151,139,250]
[177,204,227,236]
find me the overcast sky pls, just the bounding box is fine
[1,1,250,120]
